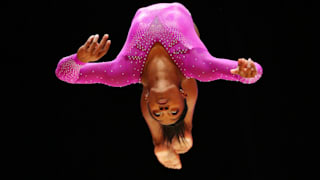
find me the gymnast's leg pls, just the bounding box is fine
[171,129,193,154]
[154,144,182,169]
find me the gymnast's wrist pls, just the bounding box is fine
[73,53,87,65]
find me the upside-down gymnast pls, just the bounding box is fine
[55,2,263,169]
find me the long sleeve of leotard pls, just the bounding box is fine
[185,48,263,84]
[56,3,263,86]
[55,53,138,87]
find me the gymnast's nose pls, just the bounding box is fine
[158,98,168,105]
[159,105,169,111]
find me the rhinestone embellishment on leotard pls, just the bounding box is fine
[126,16,190,79]
[57,57,82,82]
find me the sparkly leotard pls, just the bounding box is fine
[55,3,263,87]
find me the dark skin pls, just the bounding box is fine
[77,24,257,169]
[139,45,198,169]
[141,23,200,130]
[139,25,200,169]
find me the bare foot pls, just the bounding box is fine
[172,130,193,154]
[154,144,182,169]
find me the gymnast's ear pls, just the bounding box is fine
[180,89,188,98]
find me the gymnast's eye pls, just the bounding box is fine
[154,112,161,117]
[171,110,178,115]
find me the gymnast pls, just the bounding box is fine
[55,2,263,169]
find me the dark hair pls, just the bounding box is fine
[161,98,188,145]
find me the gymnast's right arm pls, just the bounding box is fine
[55,34,110,83]
[55,34,124,86]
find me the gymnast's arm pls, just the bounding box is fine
[187,48,263,84]
[189,22,262,84]
[55,34,129,86]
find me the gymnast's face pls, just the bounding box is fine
[147,84,185,125]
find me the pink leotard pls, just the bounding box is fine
[55,3,263,87]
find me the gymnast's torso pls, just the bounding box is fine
[55,2,262,86]
[116,2,206,84]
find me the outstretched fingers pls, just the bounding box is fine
[83,34,111,60]
[88,34,99,54]
[84,35,94,49]
[93,34,108,55]
[97,38,111,58]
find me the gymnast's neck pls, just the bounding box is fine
[141,43,185,91]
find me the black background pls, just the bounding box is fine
[9,0,313,179]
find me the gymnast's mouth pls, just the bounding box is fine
[158,98,168,104]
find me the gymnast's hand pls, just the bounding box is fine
[77,34,111,63]
[230,58,257,78]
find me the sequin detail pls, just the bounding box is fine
[56,56,82,83]
[126,17,190,77]
[55,3,263,87]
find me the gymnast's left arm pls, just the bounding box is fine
[187,48,263,84]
